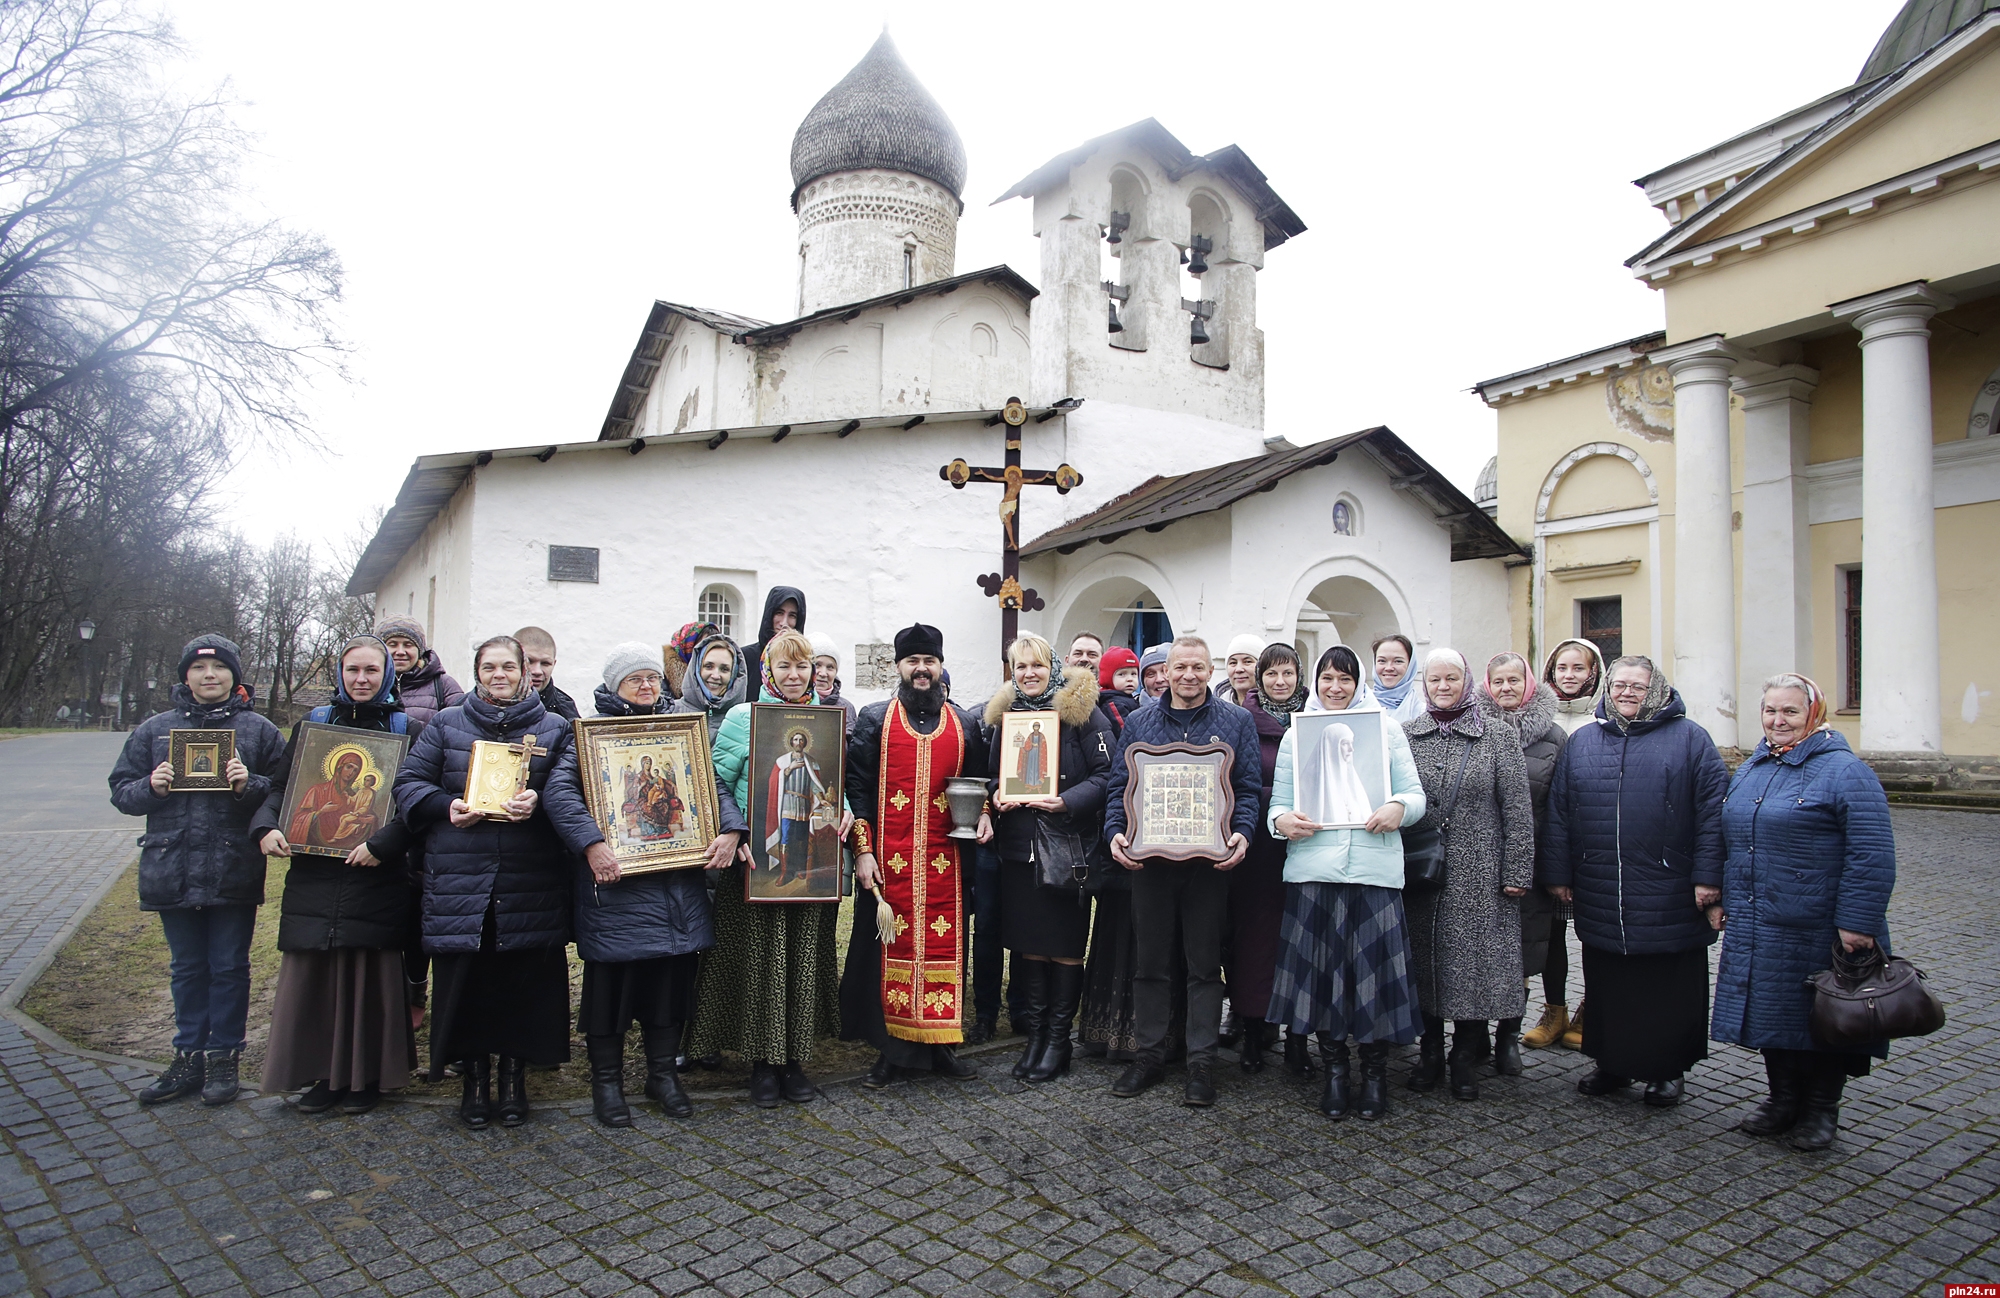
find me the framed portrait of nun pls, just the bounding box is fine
[1294,708,1389,829]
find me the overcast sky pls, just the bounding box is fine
[168,0,1906,556]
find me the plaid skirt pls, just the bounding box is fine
[1267,882,1420,1045]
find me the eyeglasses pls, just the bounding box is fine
[1608,681,1650,695]
[625,673,664,688]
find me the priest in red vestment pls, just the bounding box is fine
[840,623,992,1085]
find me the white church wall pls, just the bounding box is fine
[1040,401,1267,524]
[375,476,478,682]
[644,323,759,439]
[1449,558,1515,674]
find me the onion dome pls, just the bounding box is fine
[789,31,967,205]
[1858,0,2000,81]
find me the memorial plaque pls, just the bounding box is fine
[547,545,600,583]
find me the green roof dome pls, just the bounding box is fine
[1858,0,2000,81]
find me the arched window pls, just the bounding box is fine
[697,585,737,638]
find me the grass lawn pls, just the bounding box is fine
[20,859,885,1100]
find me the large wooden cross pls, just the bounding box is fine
[940,397,1083,665]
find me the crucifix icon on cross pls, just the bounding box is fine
[940,396,1083,662]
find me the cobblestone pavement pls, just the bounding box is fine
[1,800,1995,1297]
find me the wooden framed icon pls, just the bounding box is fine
[996,710,1058,805]
[464,737,538,818]
[745,703,846,903]
[1292,708,1390,830]
[1120,741,1237,862]
[277,722,410,857]
[168,729,235,792]
[572,715,720,876]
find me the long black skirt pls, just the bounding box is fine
[1580,945,1709,1081]
[998,856,1089,959]
[427,918,571,1078]
[1076,890,1184,1062]
[579,954,698,1037]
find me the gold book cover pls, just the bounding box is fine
[465,740,530,817]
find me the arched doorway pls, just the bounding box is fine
[1295,575,1400,671]
[1054,575,1174,659]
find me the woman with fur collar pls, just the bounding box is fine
[984,633,1115,1084]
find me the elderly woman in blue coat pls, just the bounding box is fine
[1265,645,1428,1122]
[1710,674,1894,1152]
[1543,655,1728,1108]
[546,644,728,1128]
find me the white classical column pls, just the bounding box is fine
[1653,335,1751,748]
[1832,282,1954,753]
[1731,365,1818,715]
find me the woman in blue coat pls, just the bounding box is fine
[546,644,724,1127]
[393,634,580,1129]
[1711,674,1894,1152]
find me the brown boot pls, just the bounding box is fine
[1521,1003,1568,1049]
[1559,1000,1585,1050]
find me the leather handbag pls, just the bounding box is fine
[1400,738,1474,891]
[1806,942,1946,1049]
[1030,813,1094,893]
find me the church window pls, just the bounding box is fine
[1841,567,1862,710]
[903,245,915,289]
[698,585,736,638]
[1331,494,1362,536]
[1579,597,1622,663]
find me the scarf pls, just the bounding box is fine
[1605,657,1672,734]
[474,673,528,706]
[759,653,818,707]
[1419,647,1473,725]
[1011,661,1067,712]
[1542,637,1604,721]
[1371,666,1417,713]
[1253,680,1309,727]
[1764,672,1831,755]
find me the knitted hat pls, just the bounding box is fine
[1137,644,1170,674]
[1098,646,1138,688]
[178,634,244,686]
[1225,633,1266,661]
[373,615,430,654]
[602,642,663,693]
[807,631,840,665]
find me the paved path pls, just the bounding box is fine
[0,732,131,832]
[0,777,1994,1295]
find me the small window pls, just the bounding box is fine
[698,585,736,638]
[1579,597,1622,663]
[1842,568,1862,710]
[1331,495,1362,537]
[903,246,915,290]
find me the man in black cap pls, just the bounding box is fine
[840,623,992,1085]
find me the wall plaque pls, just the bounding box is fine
[548,545,599,583]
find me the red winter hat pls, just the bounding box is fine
[1098,647,1138,688]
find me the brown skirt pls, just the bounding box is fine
[260,949,417,1093]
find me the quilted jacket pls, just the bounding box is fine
[1711,728,1895,1055]
[1541,689,1728,956]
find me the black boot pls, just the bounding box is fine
[1315,1034,1350,1120]
[1237,1017,1266,1074]
[1788,1059,1845,1152]
[932,1046,978,1080]
[781,1060,820,1101]
[1493,1017,1523,1077]
[1183,1058,1216,1108]
[1408,1015,1445,1092]
[642,1025,692,1118]
[748,1061,782,1108]
[1283,1028,1316,1079]
[139,1050,205,1106]
[1028,962,1083,1082]
[200,1049,241,1106]
[496,1056,529,1127]
[459,1056,493,1129]
[1740,1050,1802,1137]
[1011,958,1049,1080]
[1447,1022,1482,1101]
[586,1035,632,1128]
[1355,1043,1390,1119]
[862,1054,897,1089]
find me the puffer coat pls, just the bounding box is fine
[1711,728,1895,1055]
[1403,707,1536,1020]
[109,685,286,911]
[546,687,720,964]
[396,650,464,730]
[983,670,1115,863]
[250,691,422,952]
[393,689,585,953]
[1541,689,1727,956]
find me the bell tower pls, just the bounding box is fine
[789,32,967,316]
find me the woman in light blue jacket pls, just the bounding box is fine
[1265,644,1427,1123]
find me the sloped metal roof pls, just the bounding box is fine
[1020,428,1523,562]
[1860,0,2000,80]
[790,31,966,204]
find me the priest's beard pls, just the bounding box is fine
[897,676,946,716]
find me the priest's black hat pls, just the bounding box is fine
[894,623,944,661]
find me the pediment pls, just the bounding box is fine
[1632,13,2000,269]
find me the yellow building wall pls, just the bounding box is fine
[1720,36,2000,236]
[1802,296,2000,463]
[1662,179,2000,342]
[1809,518,1862,747]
